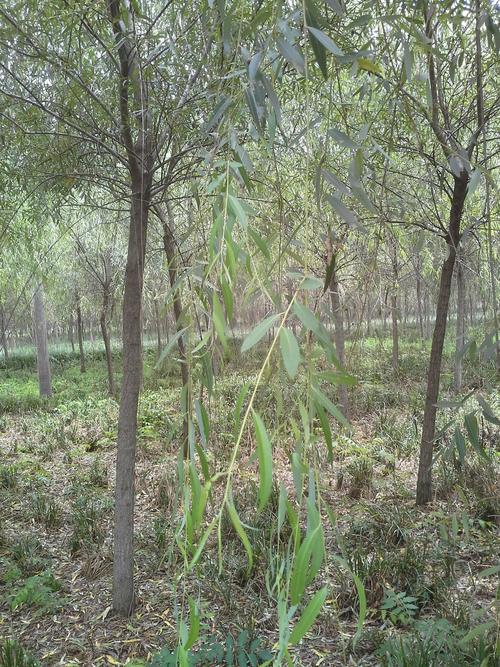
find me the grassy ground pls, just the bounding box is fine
[0,333,498,666]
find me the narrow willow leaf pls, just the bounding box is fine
[155,327,188,369]
[352,573,367,645]
[293,301,319,333]
[289,587,328,645]
[221,276,233,321]
[328,127,358,149]
[276,38,305,74]
[314,401,333,461]
[290,524,324,604]
[241,313,280,352]
[252,410,273,511]
[357,57,384,76]
[228,194,248,227]
[185,597,200,650]
[248,226,270,259]
[307,26,344,56]
[212,293,228,349]
[305,3,328,78]
[325,0,344,16]
[245,86,262,134]
[203,96,232,133]
[458,621,496,647]
[227,497,253,575]
[279,328,301,379]
[321,168,350,195]
[326,194,358,227]
[464,412,479,447]
[311,384,349,427]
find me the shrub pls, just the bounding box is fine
[0,639,39,667]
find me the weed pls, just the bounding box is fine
[0,639,39,667]
[346,457,374,498]
[7,569,62,614]
[88,458,108,488]
[0,465,18,489]
[30,492,63,529]
[9,536,49,576]
[69,492,110,554]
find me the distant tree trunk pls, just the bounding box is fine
[100,288,114,396]
[158,202,189,456]
[68,316,75,352]
[416,173,468,505]
[391,293,399,372]
[453,252,465,392]
[327,238,349,418]
[416,262,425,339]
[0,302,8,359]
[154,298,162,357]
[76,296,86,373]
[33,285,52,397]
[391,248,399,371]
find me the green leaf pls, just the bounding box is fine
[311,385,349,427]
[155,327,189,369]
[325,0,344,16]
[293,301,320,333]
[241,313,280,352]
[314,401,333,462]
[290,524,324,605]
[289,587,328,645]
[305,2,328,78]
[328,128,358,149]
[357,57,384,76]
[228,194,248,228]
[464,412,479,447]
[185,597,200,650]
[279,328,301,379]
[453,427,466,465]
[326,194,358,227]
[307,26,344,56]
[252,410,273,512]
[352,573,366,645]
[458,621,496,647]
[227,496,253,575]
[248,226,270,259]
[276,38,305,74]
[213,293,228,350]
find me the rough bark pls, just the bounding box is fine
[416,173,468,505]
[453,251,465,392]
[33,285,52,397]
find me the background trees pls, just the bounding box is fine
[0,0,498,663]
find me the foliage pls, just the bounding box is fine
[0,640,39,667]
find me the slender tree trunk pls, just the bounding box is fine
[76,296,86,373]
[327,239,349,418]
[391,293,399,372]
[100,289,115,396]
[416,173,468,505]
[453,251,465,392]
[159,202,189,455]
[33,285,52,397]
[416,261,425,340]
[68,316,75,353]
[0,303,8,359]
[153,298,162,357]
[113,185,150,615]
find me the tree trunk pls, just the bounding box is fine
[391,293,399,372]
[154,297,162,357]
[416,173,468,505]
[0,303,8,359]
[416,261,425,340]
[327,239,349,418]
[76,297,86,373]
[113,186,149,615]
[33,285,52,397]
[160,202,189,456]
[68,316,75,353]
[453,251,465,392]
[100,288,115,397]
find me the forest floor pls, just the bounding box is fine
[0,335,498,666]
